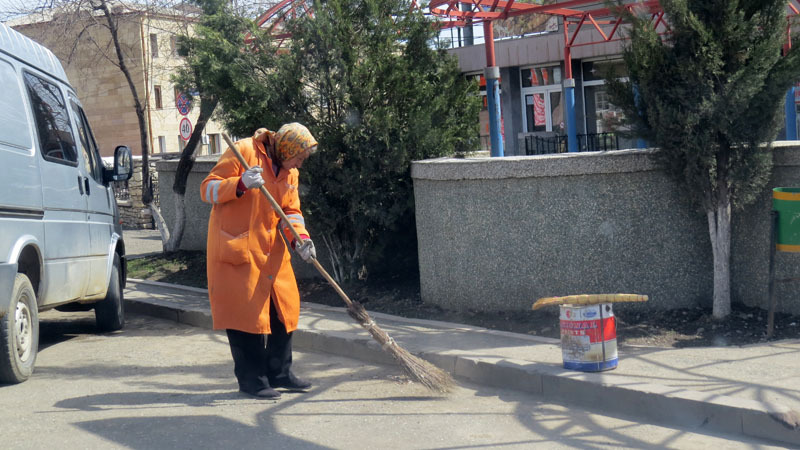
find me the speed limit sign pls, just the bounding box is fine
[179,117,192,140]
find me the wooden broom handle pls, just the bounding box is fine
[222,133,304,244]
[221,133,356,308]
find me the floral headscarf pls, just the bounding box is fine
[253,123,318,162]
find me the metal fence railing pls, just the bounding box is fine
[524,132,619,155]
[525,134,568,155]
[579,132,619,152]
[113,179,130,202]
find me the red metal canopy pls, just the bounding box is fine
[255,0,800,48]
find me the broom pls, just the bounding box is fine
[222,133,454,393]
[532,293,648,310]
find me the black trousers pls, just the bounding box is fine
[226,298,293,391]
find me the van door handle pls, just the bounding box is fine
[84,177,90,195]
[78,176,84,195]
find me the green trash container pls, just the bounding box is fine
[773,187,800,252]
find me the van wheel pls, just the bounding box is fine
[0,273,39,384]
[95,253,125,332]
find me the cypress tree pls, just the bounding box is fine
[607,0,800,318]
[193,0,480,282]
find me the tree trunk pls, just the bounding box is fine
[320,233,344,283]
[707,198,732,320]
[161,98,217,252]
[158,195,186,253]
[149,200,170,247]
[95,0,152,204]
[174,99,216,194]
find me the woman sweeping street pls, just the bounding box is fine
[200,123,318,399]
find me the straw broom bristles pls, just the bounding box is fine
[347,300,455,393]
[222,133,454,393]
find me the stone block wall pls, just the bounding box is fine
[155,155,323,280]
[152,145,800,314]
[117,158,160,229]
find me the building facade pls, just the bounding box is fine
[447,16,798,157]
[12,5,227,159]
[448,27,635,156]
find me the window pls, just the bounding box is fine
[524,91,564,133]
[71,101,103,182]
[582,60,626,83]
[23,71,77,165]
[150,33,158,58]
[520,65,563,134]
[592,87,613,132]
[0,59,32,150]
[581,60,628,134]
[521,66,561,88]
[209,134,220,154]
[154,85,162,109]
[158,136,166,153]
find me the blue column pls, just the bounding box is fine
[633,84,648,148]
[785,87,797,140]
[564,78,577,152]
[485,66,504,157]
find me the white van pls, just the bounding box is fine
[0,23,134,383]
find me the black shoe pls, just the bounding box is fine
[239,385,281,399]
[270,372,312,391]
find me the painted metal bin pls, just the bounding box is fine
[773,187,800,252]
[559,303,618,371]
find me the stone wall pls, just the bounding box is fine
[153,145,800,314]
[154,156,215,247]
[411,143,800,315]
[117,159,160,229]
[155,155,323,280]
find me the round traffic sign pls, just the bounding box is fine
[176,92,192,115]
[179,117,193,140]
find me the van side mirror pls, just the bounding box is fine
[104,145,133,183]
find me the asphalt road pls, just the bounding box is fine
[1,311,785,449]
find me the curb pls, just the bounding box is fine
[124,279,800,446]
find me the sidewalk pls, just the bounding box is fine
[123,278,800,446]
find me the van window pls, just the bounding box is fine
[0,59,33,150]
[23,71,78,166]
[71,101,103,183]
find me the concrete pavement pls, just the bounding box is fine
[122,227,163,257]
[123,278,800,447]
[8,311,780,449]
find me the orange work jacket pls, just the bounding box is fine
[200,136,309,334]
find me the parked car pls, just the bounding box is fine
[0,23,133,383]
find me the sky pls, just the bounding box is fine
[0,0,28,22]
[0,0,289,22]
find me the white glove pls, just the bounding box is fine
[295,238,316,262]
[241,166,264,189]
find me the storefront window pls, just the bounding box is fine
[582,60,627,82]
[524,91,564,133]
[584,86,617,133]
[521,65,563,134]
[525,93,546,132]
[582,60,628,135]
[521,66,561,88]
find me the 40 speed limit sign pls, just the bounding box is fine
[179,117,193,140]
